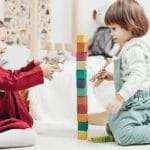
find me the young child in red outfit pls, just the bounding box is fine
[0,21,61,148]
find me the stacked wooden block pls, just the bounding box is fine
[76,35,88,140]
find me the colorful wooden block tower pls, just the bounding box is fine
[76,35,88,140]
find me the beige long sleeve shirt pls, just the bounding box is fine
[115,35,150,101]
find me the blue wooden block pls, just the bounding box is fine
[77,79,86,88]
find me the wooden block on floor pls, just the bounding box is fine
[76,43,88,53]
[76,35,87,43]
[76,61,86,70]
[77,79,86,88]
[78,122,88,131]
[77,88,87,96]
[77,96,87,104]
[76,70,87,80]
[78,131,87,140]
[77,104,87,113]
[76,52,87,61]
[77,114,88,122]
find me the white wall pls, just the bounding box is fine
[0,0,4,21]
[50,0,72,44]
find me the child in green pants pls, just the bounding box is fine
[90,0,150,146]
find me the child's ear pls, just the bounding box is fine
[92,9,97,20]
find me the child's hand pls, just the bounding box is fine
[101,71,113,81]
[40,63,62,79]
[27,59,43,65]
[33,59,43,65]
[106,95,124,114]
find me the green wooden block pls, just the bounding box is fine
[77,88,87,96]
[76,70,87,79]
[78,122,88,131]
[88,135,115,143]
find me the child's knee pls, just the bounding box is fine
[114,128,133,146]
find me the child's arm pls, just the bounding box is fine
[106,94,124,114]
[0,64,44,91]
[0,61,61,91]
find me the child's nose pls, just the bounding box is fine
[110,30,114,36]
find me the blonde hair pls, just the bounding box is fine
[104,0,149,37]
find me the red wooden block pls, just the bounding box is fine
[76,52,87,61]
[77,104,87,114]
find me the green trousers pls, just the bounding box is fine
[108,90,150,145]
[108,58,150,145]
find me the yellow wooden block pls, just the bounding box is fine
[76,35,87,43]
[78,131,87,140]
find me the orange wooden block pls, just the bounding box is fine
[77,96,87,104]
[76,43,88,53]
[77,114,88,122]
